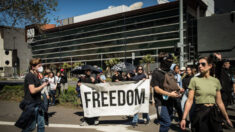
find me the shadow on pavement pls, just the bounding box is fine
[48,112,56,118]
[99,119,130,125]
[74,111,84,116]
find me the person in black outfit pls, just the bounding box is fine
[15,58,48,132]
[151,53,181,132]
[60,70,68,94]
[112,70,123,82]
[78,69,99,126]
[214,53,235,108]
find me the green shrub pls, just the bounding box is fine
[58,86,81,106]
[0,85,24,101]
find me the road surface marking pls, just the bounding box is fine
[0,114,157,132]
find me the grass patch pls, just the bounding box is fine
[57,86,82,108]
[0,85,82,108]
[0,85,24,101]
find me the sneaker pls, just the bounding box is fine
[143,118,150,125]
[131,122,138,128]
[94,120,99,125]
[80,121,89,126]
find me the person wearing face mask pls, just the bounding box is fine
[15,58,49,132]
[180,56,233,132]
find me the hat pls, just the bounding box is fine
[60,69,64,72]
[180,67,186,71]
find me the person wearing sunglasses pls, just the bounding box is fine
[130,66,150,127]
[180,56,233,132]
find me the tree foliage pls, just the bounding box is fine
[61,62,71,70]
[140,54,155,64]
[104,58,120,68]
[140,54,155,73]
[0,0,58,27]
[72,62,84,68]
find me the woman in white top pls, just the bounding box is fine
[55,72,61,96]
[49,72,57,105]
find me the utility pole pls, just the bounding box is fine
[178,0,184,68]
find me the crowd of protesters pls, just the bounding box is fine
[15,52,235,132]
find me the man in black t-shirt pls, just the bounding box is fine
[150,54,180,132]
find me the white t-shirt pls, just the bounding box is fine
[49,77,57,90]
[55,76,61,84]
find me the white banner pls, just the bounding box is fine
[80,79,150,117]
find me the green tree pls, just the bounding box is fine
[61,62,71,72]
[140,54,155,73]
[171,53,179,65]
[0,0,58,27]
[104,58,120,77]
[72,62,84,68]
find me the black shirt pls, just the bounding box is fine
[131,73,146,81]
[79,75,97,83]
[150,69,173,106]
[182,75,193,90]
[24,72,41,102]
[60,73,68,83]
[112,74,123,82]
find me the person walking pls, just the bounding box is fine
[131,66,150,127]
[15,58,48,132]
[170,64,184,121]
[180,56,233,132]
[151,53,181,132]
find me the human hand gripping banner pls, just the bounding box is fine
[80,79,150,117]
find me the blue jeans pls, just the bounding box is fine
[22,107,45,132]
[42,93,48,112]
[132,113,150,123]
[50,90,56,105]
[181,89,188,112]
[157,105,173,132]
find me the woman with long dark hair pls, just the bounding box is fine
[180,56,233,132]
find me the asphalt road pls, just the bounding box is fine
[0,100,234,132]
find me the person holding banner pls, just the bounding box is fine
[78,69,99,126]
[131,66,150,127]
[151,53,181,132]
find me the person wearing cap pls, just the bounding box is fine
[60,69,68,94]
[180,66,186,78]
[151,53,181,132]
[170,64,184,122]
[214,53,235,108]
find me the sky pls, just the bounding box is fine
[49,0,176,25]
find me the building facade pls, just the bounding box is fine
[28,0,206,68]
[0,26,32,77]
